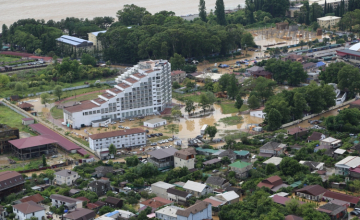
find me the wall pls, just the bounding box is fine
[89,132,146,151]
[174,157,195,169]
[14,210,45,220]
[151,185,174,199]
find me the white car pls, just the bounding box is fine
[252,155,256,159]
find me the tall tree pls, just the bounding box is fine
[185,99,195,115]
[338,64,360,98]
[215,0,227,25]
[267,108,282,130]
[226,74,239,99]
[53,85,63,101]
[293,92,309,119]
[234,94,244,112]
[169,53,185,70]
[199,0,207,22]
[248,95,260,109]
[109,144,116,156]
[116,4,150,25]
[205,126,217,140]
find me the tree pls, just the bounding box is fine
[99,206,115,215]
[293,92,309,119]
[248,95,260,109]
[218,74,231,92]
[171,108,182,120]
[221,156,231,164]
[265,163,277,175]
[267,108,282,130]
[235,94,244,112]
[2,24,9,42]
[185,99,195,115]
[116,4,150,25]
[199,93,210,113]
[172,81,181,89]
[42,154,47,166]
[215,0,227,25]
[213,82,222,93]
[319,62,346,83]
[199,0,207,22]
[262,0,290,17]
[252,77,277,103]
[280,157,307,176]
[81,53,96,66]
[170,53,185,70]
[305,81,326,114]
[53,85,63,101]
[45,169,55,183]
[205,125,217,140]
[0,75,10,87]
[40,93,50,107]
[109,144,116,156]
[310,3,323,22]
[338,64,360,98]
[226,74,239,99]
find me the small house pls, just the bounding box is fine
[183,180,212,198]
[205,176,230,189]
[144,118,167,128]
[104,197,123,209]
[228,161,252,178]
[151,181,175,199]
[295,185,327,201]
[22,118,35,126]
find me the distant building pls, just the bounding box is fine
[104,197,123,209]
[21,118,34,126]
[257,176,288,192]
[276,22,289,30]
[259,142,287,157]
[56,35,93,56]
[144,118,167,128]
[263,157,283,167]
[0,171,24,198]
[12,201,45,220]
[174,148,196,169]
[307,132,326,142]
[283,54,307,62]
[218,149,237,163]
[287,127,309,138]
[205,176,230,189]
[17,102,34,111]
[0,124,19,154]
[317,16,341,28]
[320,137,342,148]
[55,170,79,186]
[295,185,327,201]
[88,31,106,51]
[92,166,114,178]
[250,107,266,119]
[155,206,184,220]
[20,194,45,204]
[209,191,239,204]
[148,147,178,169]
[88,179,111,196]
[299,161,324,171]
[335,156,360,176]
[50,194,82,209]
[245,66,264,76]
[336,42,360,64]
[166,188,191,205]
[171,71,186,84]
[64,208,96,220]
[317,203,347,219]
[9,136,58,160]
[302,62,317,72]
[140,197,173,210]
[250,70,273,79]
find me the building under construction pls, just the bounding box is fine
[0,124,19,154]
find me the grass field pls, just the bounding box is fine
[220,102,249,114]
[50,107,63,119]
[0,105,36,134]
[219,116,243,125]
[0,56,20,63]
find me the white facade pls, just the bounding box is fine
[63,60,172,129]
[335,156,360,176]
[151,181,175,199]
[55,170,79,186]
[317,16,341,28]
[177,203,212,220]
[250,109,266,119]
[51,195,82,210]
[143,118,167,128]
[13,208,44,220]
[201,125,208,135]
[156,206,183,220]
[183,180,212,198]
[320,137,342,148]
[174,156,195,170]
[88,129,146,151]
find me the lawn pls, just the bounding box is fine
[220,102,249,114]
[63,92,103,103]
[50,107,63,119]
[172,91,208,103]
[219,116,244,125]
[0,105,36,134]
[0,56,20,63]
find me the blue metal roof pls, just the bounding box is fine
[316,62,326,67]
[56,35,93,46]
[105,211,119,217]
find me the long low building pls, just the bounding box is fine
[0,171,25,198]
[336,42,360,64]
[9,136,58,159]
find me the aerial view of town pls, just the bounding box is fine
[1,0,360,219]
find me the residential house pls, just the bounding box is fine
[257,176,288,192]
[176,201,212,220]
[245,66,265,76]
[283,54,307,62]
[259,142,287,157]
[63,208,96,220]
[307,132,326,142]
[151,181,175,199]
[350,165,360,179]
[183,180,212,198]
[92,166,114,178]
[263,157,283,167]
[287,127,309,138]
[334,149,346,156]
[50,194,82,210]
[55,169,79,186]
[105,197,123,209]
[12,201,45,220]
[218,149,237,163]
[321,137,342,148]
[317,203,347,220]
[299,161,324,171]
[289,144,305,151]
[203,198,223,214]
[155,206,184,220]
[174,148,196,169]
[17,103,34,111]
[250,70,273,79]
[148,147,178,169]
[228,161,252,178]
[96,209,135,220]
[167,188,191,204]
[303,62,317,72]
[209,191,239,204]
[69,189,81,196]
[349,99,360,109]
[202,158,221,167]
[234,150,250,159]
[140,197,173,210]
[205,176,230,189]
[0,171,24,198]
[19,194,44,204]
[335,156,360,176]
[86,201,105,211]
[317,16,342,28]
[250,107,266,119]
[295,185,327,201]
[306,71,320,83]
[171,71,186,84]
[88,179,111,196]
[323,191,360,207]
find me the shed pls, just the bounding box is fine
[22,118,35,125]
[144,118,167,128]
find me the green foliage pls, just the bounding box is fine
[215,0,227,25]
[185,99,195,115]
[319,62,346,83]
[99,206,115,215]
[116,4,150,26]
[172,81,181,89]
[248,95,260,109]
[170,53,185,71]
[125,155,139,167]
[40,92,50,106]
[109,144,116,155]
[325,108,360,133]
[80,53,97,67]
[205,125,218,140]
[265,58,307,86]
[53,85,63,101]
[267,108,282,130]
[199,0,207,22]
[42,154,47,166]
[337,64,360,98]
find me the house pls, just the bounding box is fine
[92,166,114,178]
[148,147,178,169]
[350,165,360,179]
[263,157,283,167]
[272,195,303,206]
[76,197,90,203]
[56,35,94,57]
[88,30,106,51]
[250,70,273,79]
[320,137,342,148]
[323,190,360,207]
[228,161,252,178]
[183,180,212,198]
[259,142,287,157]
[202,158,221,167]
[0,205,7,220]
[105,197,123,209]
[245,66,264,76]
[10,95,19,101]
[140,197,173,210]
[63,208,96,220]
[306,71,320,83]
[295,185,327,201]
[334,149,346,156]
[349,99,360,109]
[22,118,34,126]
[171,70,186,83]
[307,132,326,142]
[50,194,82,209]
[287,127,309,138]
[285,215,303,220]
[88,179,111,196]
[167,188,191,204]
[151,181,175,199]
[302,62,317,72]
[257,176,288,192]
[209,191,239,204]
[17,102,34,111]
[203,198,223,213]
[299,161,324,171]
[329,83,347,105]
[55,169,79,186]
[96,209,135,220]
[0,171,24,198]
[250,107,266,119]
[218,149,237,163]
[335,156,360,176]
[86,201,105,211]
[12,201,45,220]
[69,189,81,196]
[317,203,347,220]
[234,150,250,159]
[317,16,341,28]
[144,118,167,128]
[205,176,230,189]
[314,144,333,153]
[176,201,212,220]
[174,148,196,169]
[155,206,184,220]
[19,194,44,204]
[283,54,307,62]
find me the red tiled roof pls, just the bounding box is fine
[76,197,90,202]
[22,118,34,121]
[295,185,326,196]
[267,176,282,184]
[9,136,57,149]
[20,194,44,203]
[89,128,145,140]
[141,197,172,208]
[323,191,360,204]
[64,100,98,113]
[257,182,274,189]
[125,77,138,83]
[351,99,360,106]
[12,201,45,214]
[203,198,223,207]
[18,103,34,108]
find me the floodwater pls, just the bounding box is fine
[20,97,54,116]
[0,0,245,26]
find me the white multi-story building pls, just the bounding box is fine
[63,60,172,129]
[88,128,146,152]
[50,194,82,210]
[55,170,79,186]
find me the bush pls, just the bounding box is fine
[172,81,181,89]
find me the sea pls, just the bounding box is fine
[0,0,245,26]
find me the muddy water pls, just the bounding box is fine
[20,97,54,115]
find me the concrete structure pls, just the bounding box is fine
[9,136,57,160]
[0,124,19,154]
[183,180,212,198]
[317,16,341,28]
[335,156,360,176]
[176,201,212,220]
[295,185,327,201]
[151,181,175,199]
[171,71,186,84]
[228,161,252,178]
[321,137,342,148]
[56,35,94,56]
[337,42,360,64]
[55,170,79,186]
[0,171,24,199]
[12,201,45,220]
[88,31,106,51]
[276,22,289,30]
[263,157,283,166]
[317,203,348,219]
[50,194,82,210]
[143,118,167,128]
[174,148,196,169]
[64,208,96,220]
[259,142,287,157]
[148,147,178,169]
[250,107,265,119]
[155,206,184,220]
[167,188,191,204]
[300,161,324,171]
[63,60,172,129]
[22,118,34,125]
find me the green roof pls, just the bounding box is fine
[290,181,302,188]
[195,147,219,154]
[229,161,251,169]
[234,150,250,156]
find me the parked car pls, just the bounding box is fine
[350,211,360,216]
[147,135,152,138]
[119,120,125,123]
[129,118,134,121]
[51,155,58,158]
[212,170,219,173]
[159,133,163,136]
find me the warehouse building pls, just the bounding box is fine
[9,136,58,159]
[56,35,93,56]
[0,124,19,154]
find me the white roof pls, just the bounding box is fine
[334,149,346,155]
[269,192,289,198]
[217,191,239,201]
[90,31,106,36]
[151,181,174,189]
[145,118,166,124]
[349,43,360,52]
[335,156,360,168]
[155,206,183,218]
[263,157,283,166]
[317,16,341,21]
[212,150,226,156]
[183,180,207,192]
[195,73,223,81]
[322,137,339,143]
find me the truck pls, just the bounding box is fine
[201,124,208,135]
